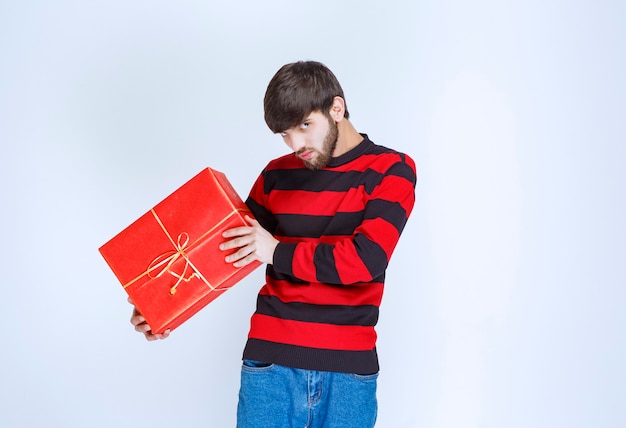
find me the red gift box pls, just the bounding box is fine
[99,167,261,334]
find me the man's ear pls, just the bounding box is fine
[328,96,346,122]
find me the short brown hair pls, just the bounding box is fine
[263,61,350,133]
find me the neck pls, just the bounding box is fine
[333,119,363,157]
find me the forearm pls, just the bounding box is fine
[272,233,393,285]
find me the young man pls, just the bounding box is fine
[131,61,417,427]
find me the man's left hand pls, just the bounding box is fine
[220,215,278,267]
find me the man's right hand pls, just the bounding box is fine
[129,298,170,341]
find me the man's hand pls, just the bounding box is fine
[128,298,170,341]
[220,215,278,267]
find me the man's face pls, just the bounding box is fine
[279,111,338,170]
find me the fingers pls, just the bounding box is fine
[141,328,171,342]
[222,225,252,239]
[129,300,170,341]
[220,218,260,259]
[220,235,253,252]
[223,240,254,260]
[227,247,256,267]
[130,311,145,327]
[220,229,255,264]
[221,216,258,239]
[231,252,257,268]
[244,215,259,226]
[221,216,277,266]
[134,318,171,341]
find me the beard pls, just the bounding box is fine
[299,117,338,170]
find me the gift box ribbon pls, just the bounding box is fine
[123,208,249,295]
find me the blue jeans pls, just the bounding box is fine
[237,360,378,428]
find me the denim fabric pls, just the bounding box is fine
[237,360,378,428]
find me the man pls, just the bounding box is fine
[131,60,417,427]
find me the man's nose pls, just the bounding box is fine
[287,134,306,152]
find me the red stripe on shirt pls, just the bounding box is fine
[359,218,401,259]
[259,280,384,306]
[248,314,377,351]
[267,187,368,216]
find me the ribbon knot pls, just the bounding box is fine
[119,208,243,294]
[147,232,198,295]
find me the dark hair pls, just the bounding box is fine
[263,61,350,133]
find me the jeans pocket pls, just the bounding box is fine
[242,359,275,372]
[348,372,379,382]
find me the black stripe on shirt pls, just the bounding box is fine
[246,196,278,234]
[364,199,409,234]
[275,212,362,238]
[314,243,340,283]
[273,200,406,238]
[264,169,384,195]
[354,233,389,279]
[255,295,379,326]
[243,339,380,375]
[387,160,418,185]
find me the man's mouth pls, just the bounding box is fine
[298,150,314,160]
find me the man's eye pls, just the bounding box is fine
[299,122,310,130]
[279,132,287,137]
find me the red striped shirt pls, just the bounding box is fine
[242,135,416,374]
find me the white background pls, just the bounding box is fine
[1,1,624,427]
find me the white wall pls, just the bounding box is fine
[1,1,624,427]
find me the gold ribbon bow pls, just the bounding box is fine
[147,231,197,295]
[143,209,214,295]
